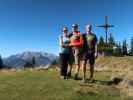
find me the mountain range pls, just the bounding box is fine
[3,51,58,69]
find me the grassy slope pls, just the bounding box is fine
[0,69,121,100]
[0,56,133,100]
[95,56,133,73]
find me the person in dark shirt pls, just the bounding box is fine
[82,24,98,82]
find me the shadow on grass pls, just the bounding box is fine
[67,76,82,80]
[79,79,117,86]
[77,79,121,98]
[77,90,97,96]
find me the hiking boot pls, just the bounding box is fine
[60,75,68,80]
[82,78,87,83]
[89,78,95,83]
[60,76,64,79]
[64,76,68,80]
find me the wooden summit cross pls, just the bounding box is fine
[97,16,114,47]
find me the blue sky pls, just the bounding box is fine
[0,0,133,57]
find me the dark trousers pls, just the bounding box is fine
[59,53,70,77]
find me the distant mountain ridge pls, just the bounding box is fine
[3,51,58,68]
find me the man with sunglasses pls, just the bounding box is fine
[82,25,98,82]
[69,24,83,80]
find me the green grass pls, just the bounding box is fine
[0,69,122,100]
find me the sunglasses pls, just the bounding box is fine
[72,26,78,28]
[63,30,68,31]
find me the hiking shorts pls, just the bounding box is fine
[72,48,80,65]
[82,51,95,65]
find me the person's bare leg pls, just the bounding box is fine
[74,64,80,80]
[69,65,73,72]
[67,64,72,77]
[74,57,80,80]
[75,63,79,74]
[74,49,81,80]
[90,64,94,80]
[82,60,87,81]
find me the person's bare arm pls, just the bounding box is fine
[95,43,98,57]
[59,35,63,47]
[59,36,69,48]
[94,42,98,59]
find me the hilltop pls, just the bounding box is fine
[0,56,133,100]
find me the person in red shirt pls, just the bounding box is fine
[69,24,83,80]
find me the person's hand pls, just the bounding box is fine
[69,44,73,47]
[95,52,98,59]
[62,44,69,48]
